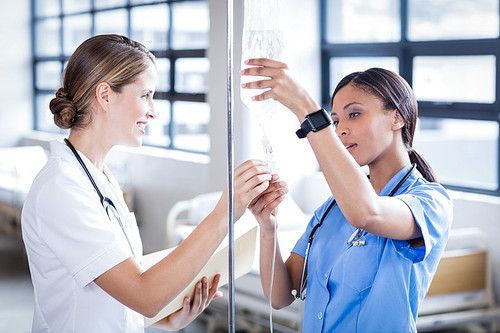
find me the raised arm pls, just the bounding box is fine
[241,59,421,241]
[95,159,273,318]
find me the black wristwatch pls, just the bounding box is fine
[296,108,332,139]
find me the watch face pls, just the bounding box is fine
[309,110,331,127]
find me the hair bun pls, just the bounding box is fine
[55,87,69,100]
[49,87,78,129]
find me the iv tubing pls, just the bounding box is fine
[269,207,278,332]
[226,0,236,332]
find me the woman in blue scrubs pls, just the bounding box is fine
[241,59,453,332]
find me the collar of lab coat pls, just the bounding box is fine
[49,140,120,190]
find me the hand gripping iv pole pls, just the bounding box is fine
[226,0,236,332]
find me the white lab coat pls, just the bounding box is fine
[22,140,144,333]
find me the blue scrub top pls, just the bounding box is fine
[292,165,453,332]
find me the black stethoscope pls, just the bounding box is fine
[64,138,136,258]
[291,163,416,301]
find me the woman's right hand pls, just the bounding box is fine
[216,159,273,222]
[248,175,288,232]
[240,58,321,120]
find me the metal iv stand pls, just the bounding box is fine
[225,0,236,332]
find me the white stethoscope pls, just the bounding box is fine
[65,138,136,258]
[291,163,416,301]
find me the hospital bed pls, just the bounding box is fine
[0,146,48,236]
[168,193,500,332]
[417,227,500,332]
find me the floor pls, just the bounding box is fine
[0,232,33,333]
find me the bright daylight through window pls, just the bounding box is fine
[322,0,500,195]
[32,0,210,154]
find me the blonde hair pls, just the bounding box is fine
[49,34,155,129]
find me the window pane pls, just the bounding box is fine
[63,0,91,14]
[414,118,498,190]
[175,58,209,93]
[63,14,92,56]
[156,58,170,92]
[36,62,62,90]
[35,19,61,56]
[35,0,60,17]
[143,100,171,147]
[171,2,209,49]
[95,0,127,10]
[173,102,210,152]
[330,57,399,93]
[413,56,496,103]
[326,0,400,43]
[408,0,499,41]
[95,9,128,35]
[131,4,169,50]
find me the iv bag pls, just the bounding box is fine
[240,0,284,126]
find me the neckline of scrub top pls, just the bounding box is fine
[50,140,118,190]
[377,164,418,197]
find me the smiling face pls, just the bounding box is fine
[106,63,157,147]
[331,83,402,167]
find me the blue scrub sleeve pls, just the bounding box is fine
[291,196,335,258]
[393,182,452,262]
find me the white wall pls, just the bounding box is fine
[0,0,32,147]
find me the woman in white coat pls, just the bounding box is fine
[21,34,282,332]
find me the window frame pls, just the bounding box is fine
[31,0,209,154]
[320,0,500,196]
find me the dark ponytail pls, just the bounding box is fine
[332,68,438,182]
[408,149,437,182]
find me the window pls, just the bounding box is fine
[321,0,500,195]
[32,0,210,154]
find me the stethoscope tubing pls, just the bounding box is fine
[294,163,417,300]
[64,138,136,257]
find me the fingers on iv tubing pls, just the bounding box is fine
[265,194,286,213]
[249,179,287,205]
[237,174,272,197]
[235,160,271,179]
[253,186,288,215]
[236,165,273,188]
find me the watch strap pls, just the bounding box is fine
[296,108,332,139]
[295,118,313,139]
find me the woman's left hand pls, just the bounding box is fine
[248,175,288,233]
[152,274,222,331]
[240,58,321,120]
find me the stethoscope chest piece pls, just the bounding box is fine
[347,228,367,247]
[351,240,366,247]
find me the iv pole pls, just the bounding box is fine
[226,0,236,332]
